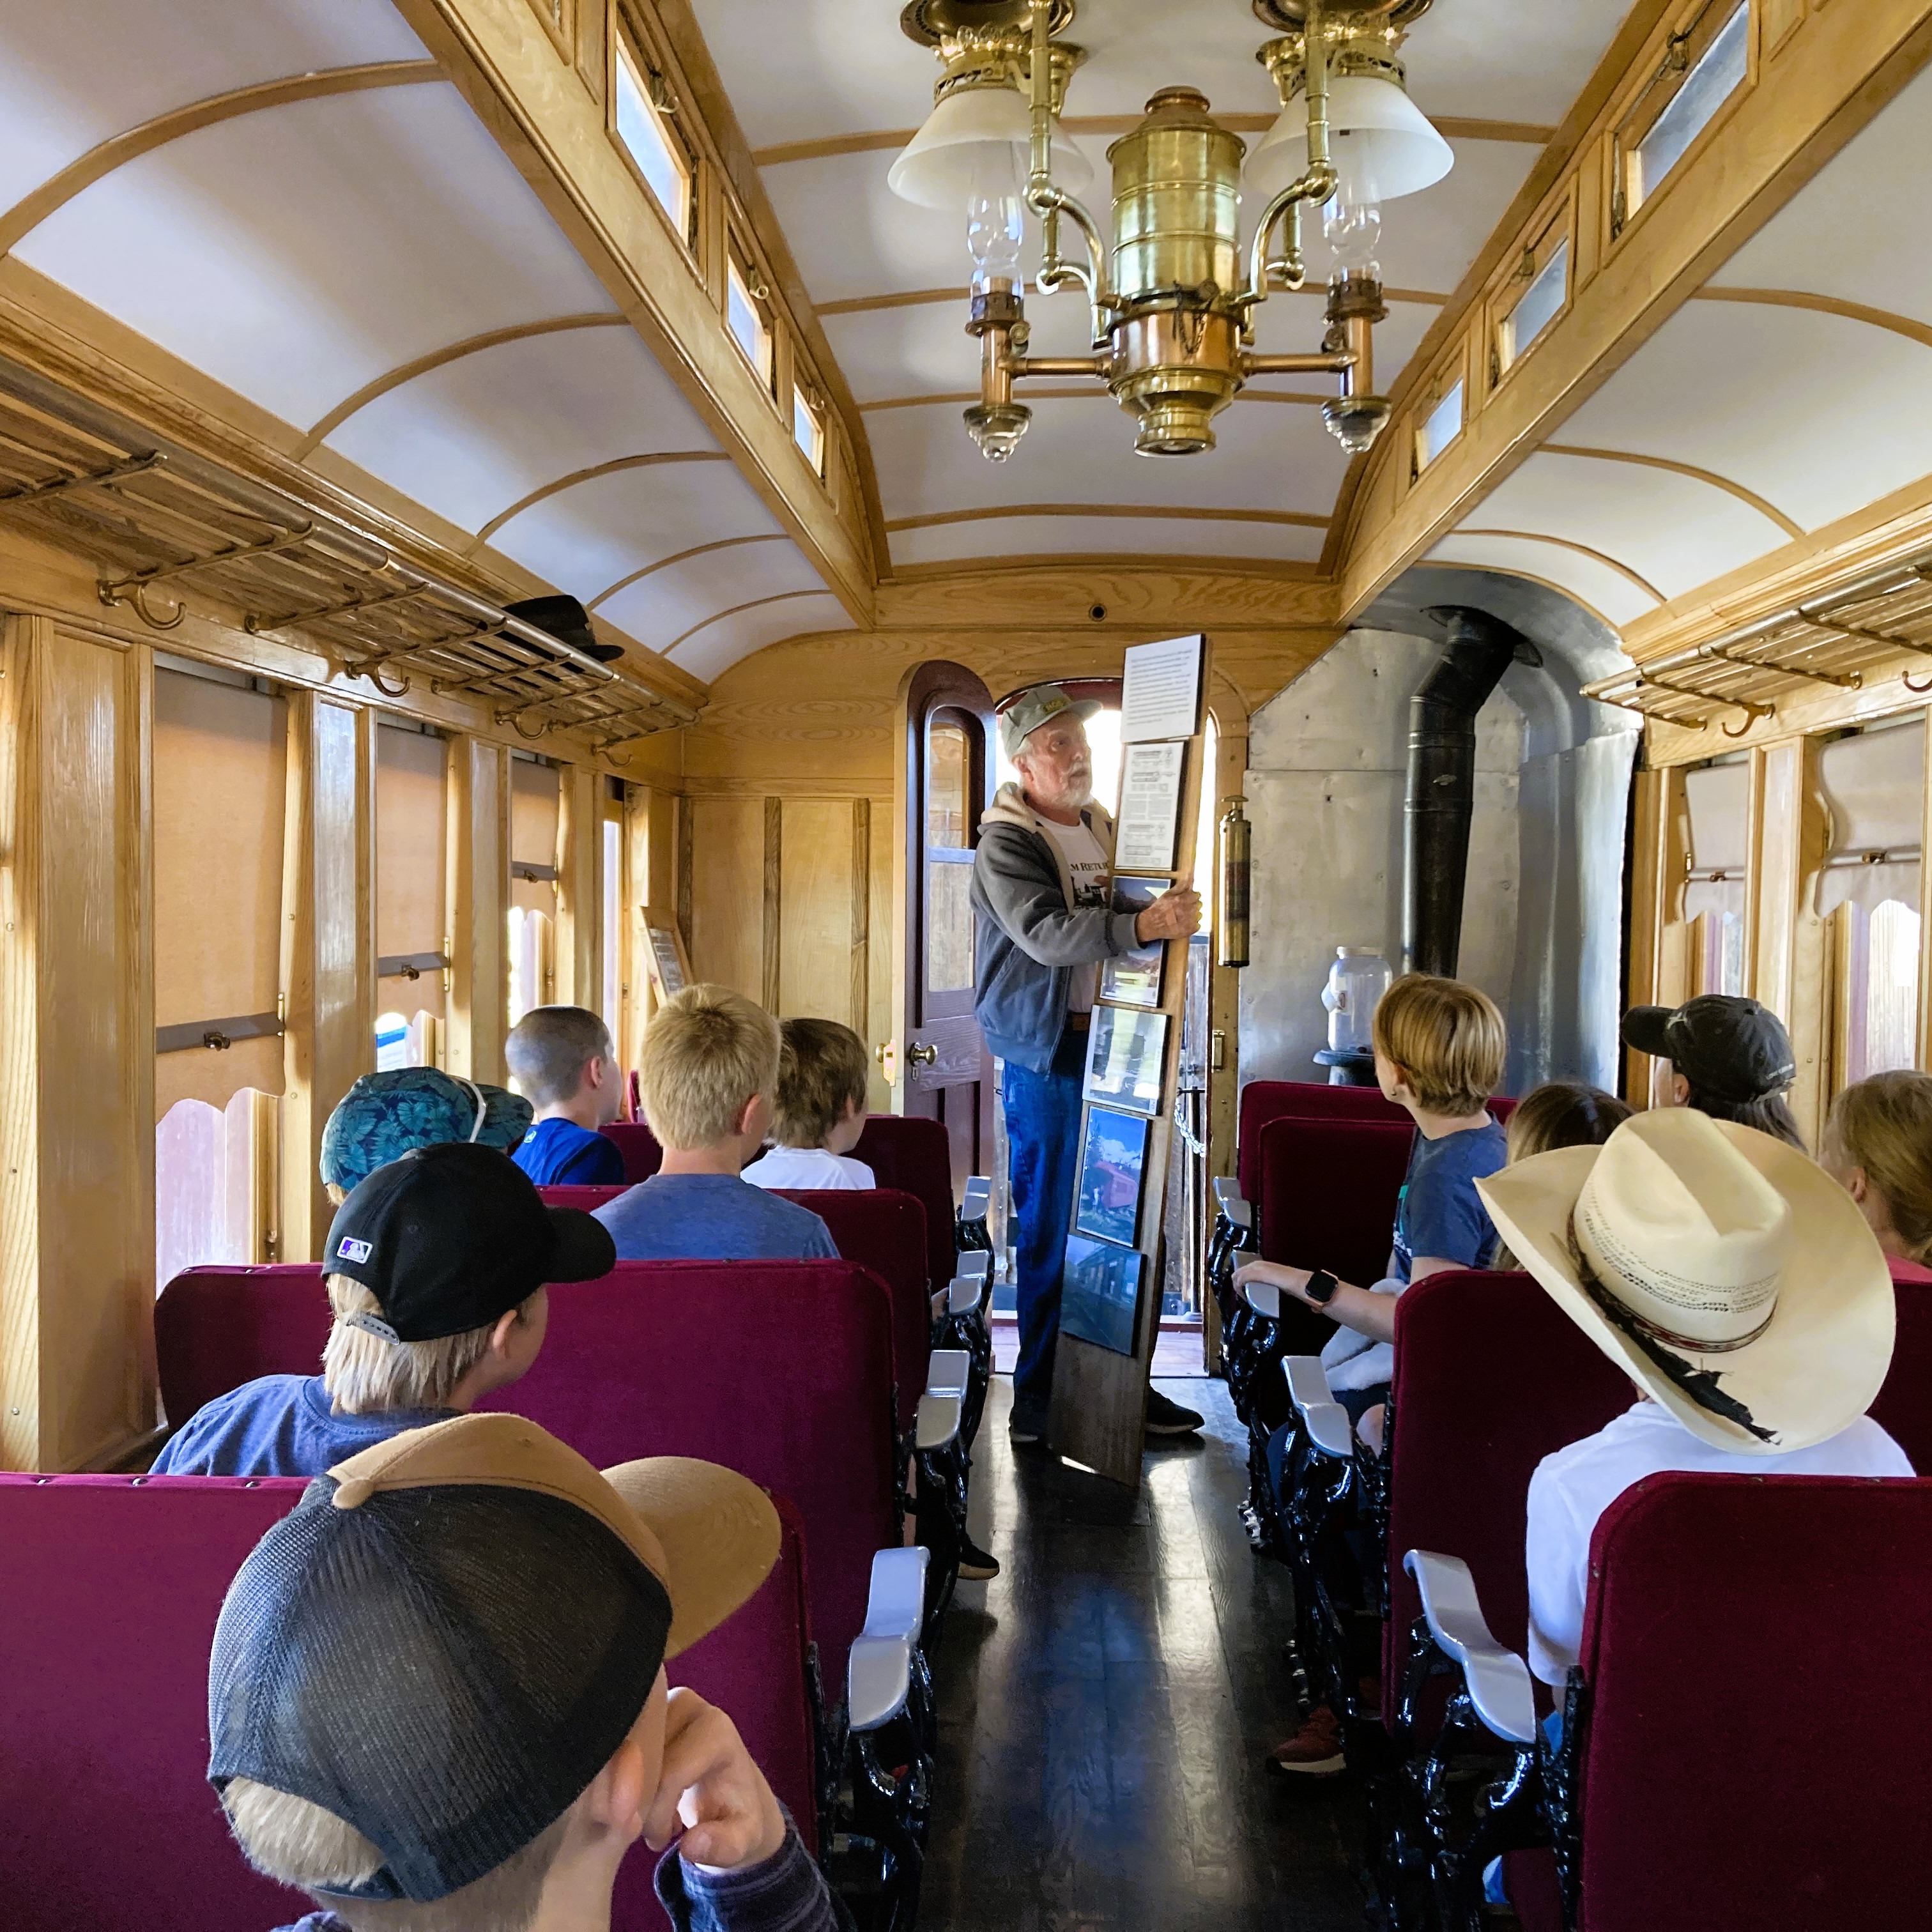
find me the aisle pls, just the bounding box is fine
[924,1375,1367,1931]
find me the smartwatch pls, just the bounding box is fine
[1304,1269,1340,1307]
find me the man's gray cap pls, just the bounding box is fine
[1000,684,1102,762]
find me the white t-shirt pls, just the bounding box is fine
[1041,815,1112,1013]
[1525,1400,1913,1686]
[739,1146,876,1192]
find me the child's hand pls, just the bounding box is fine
[1233,1260,1314,1304]
[644,1687,788,1874]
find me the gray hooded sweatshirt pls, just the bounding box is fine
[969,781,1144,1073]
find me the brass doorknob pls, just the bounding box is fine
[907,1041,939,1066]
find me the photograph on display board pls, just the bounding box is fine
[1085,1003,1167,1117]
[1059,1235,1147,1356]
[1099,877,1167,1008]
[641,907,691,998]
[1074,1105,1149,1247]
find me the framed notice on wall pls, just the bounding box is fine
[641,907,691,999]
[1114,742,1186,872]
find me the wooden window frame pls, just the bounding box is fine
[1407,340,1471,486]
[1487,192,1577,394]
[725,231,779,401]
[610,10,698,253]
[1607,0,1755,248]
[525,0,577,62]
[792,379,827,476]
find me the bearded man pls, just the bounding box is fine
[969,685,1204,1447]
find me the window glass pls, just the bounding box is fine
[793,384,825,472]
[727,254,774,388]
[1633,3,1749,211]
[928,721,968,850]
[614,37,691,236]
[1498,239,1568,374]
[1416,379,1464,473]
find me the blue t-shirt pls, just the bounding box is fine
[150,1374,458,1478]
[595,1174,838,1262]
[514,1117,627,1186]
[1391,1117,1508,1283]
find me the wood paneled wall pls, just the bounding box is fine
[445,735,509,1087]
[0,618,155,1472]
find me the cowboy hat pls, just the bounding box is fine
[1477,1107,1893,1454]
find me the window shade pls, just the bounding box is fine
[376,723,447,1018]
[153,669,286,1114]
[1819,719,1924,917]
[510,756,561,917]
[1682,760,1749,924]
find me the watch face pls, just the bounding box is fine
[1307,1271,1338,1304]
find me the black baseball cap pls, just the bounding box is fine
[1621,995,1797,1105]
[209,1414,781,1903]
[323,1142,615,1342]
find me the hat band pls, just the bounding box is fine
[343,1308,402,1346]
[1566,1212,1775,1356]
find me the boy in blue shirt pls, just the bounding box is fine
[508,1004,629,1186]
[596,984,836,1262]
[152,1143,614,1476]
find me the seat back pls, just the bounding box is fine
[773,1189,929,1425]
[601,1121,664,1181]
[1236,1080,1515,1197]
[0,1474,312,1932]
[1574,1473,1932,1931]
[1256,1114,1414,1290]
[155,1264,332,1427]
[1384,1271,1632,1721]
[478,1260,898,1680]
[852,1114,957,1289]
[538,1184,628,1210]
[1870,1276,1932,1471]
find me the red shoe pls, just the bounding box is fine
[1264,1703,1345,1777]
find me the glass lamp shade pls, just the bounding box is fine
[887,84,1093,210]
[1246,74,1453,206]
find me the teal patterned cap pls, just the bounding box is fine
[321,1070,533,1192]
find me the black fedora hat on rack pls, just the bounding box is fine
[500,594,624,664]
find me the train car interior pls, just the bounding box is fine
[3,1,1931,1929]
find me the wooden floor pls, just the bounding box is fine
[924,1374,1367,1931]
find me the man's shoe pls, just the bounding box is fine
[956,1536,1000,1581]
[1144,1388,1204,1436]
[1263,1703,1346,1778]
[1008,1407,1047,1446]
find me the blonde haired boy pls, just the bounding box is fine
[741,1018,877,1193]
[153,1144,614,1478]
[1233,972,1508,1775]
[594,985,838,1262]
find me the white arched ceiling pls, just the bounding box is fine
[690,0,1633,586]
[600,542,829,654]
[1423,532,1660,633]
[1443,58,1932,632]
[672,594,857,686]
[0,2,857,686]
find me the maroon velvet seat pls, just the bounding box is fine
[1510,1473,1932,1931]
[773,1189,930,1428]
[0,1474,822,1932]
[479,1259,898,1681]
[155,1263,332,1428]
[852,1113,958,1291]
[1870,1275,1932,1471]
[1256,1114,1415,1291]
[601,1121,664,1181]
[539,1184,628,1210]
[1236,1078,1515,1198]
[1383,1271,1632,1726]
[0,1473,312,1932]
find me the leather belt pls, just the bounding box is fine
[1065,1011,1091,1030]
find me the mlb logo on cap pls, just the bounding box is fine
[336,1236,373,1265]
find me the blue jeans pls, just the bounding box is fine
[1003,1029,1088,1420]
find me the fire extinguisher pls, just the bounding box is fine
[1218,795,1250,970]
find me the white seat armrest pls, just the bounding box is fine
[1403,1551,1537,1745]
[955,1250,990,1282]
[865,1545,929,1641]
[947,1271,985,1317]
[960,1176,992,1219]
[1283,1355,1333,1418]
[926,1348,970,1399]
[1303,1400,1357,1462]
[1212,1177,1252,1230]
[848,1632,912,1732]
[1241,1280,1280,1320]
[915,1390,963,1452]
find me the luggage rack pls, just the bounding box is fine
[1584,549,1932,738]
[0,355,698,746]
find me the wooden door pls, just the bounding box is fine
[901,662,995,1196]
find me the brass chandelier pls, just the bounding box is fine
[889,0,1452,461]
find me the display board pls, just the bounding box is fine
[1049,634,1210,1489]
[641,905,692,999]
